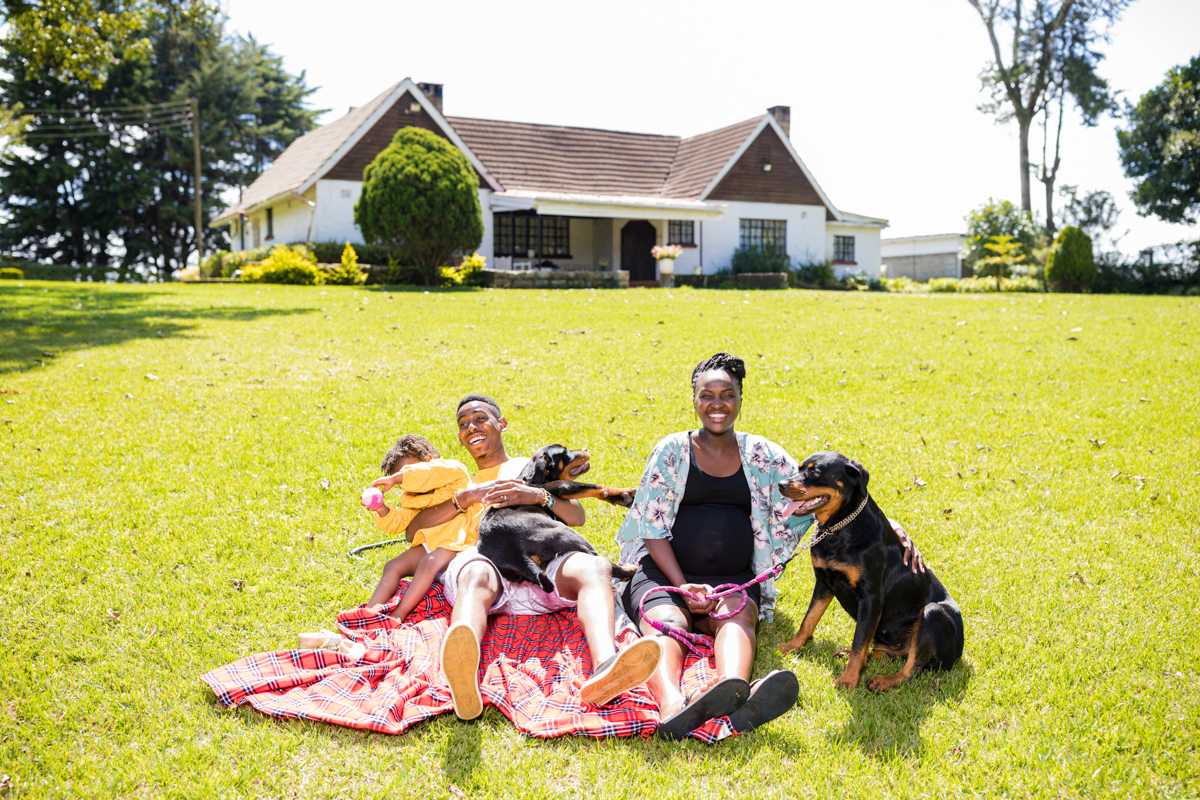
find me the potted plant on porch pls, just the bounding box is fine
[651,244,684,288]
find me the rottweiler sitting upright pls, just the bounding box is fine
[476,444,637,592]
[778,451,963,690]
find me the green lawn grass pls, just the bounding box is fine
[1,281,1197,799]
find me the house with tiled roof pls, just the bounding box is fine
[212,78,888,283]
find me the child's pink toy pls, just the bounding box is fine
[360,487,385,510]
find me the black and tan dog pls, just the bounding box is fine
[476,445,637,592]
[778,451,963,690]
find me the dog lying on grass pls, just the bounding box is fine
[778,451,963,690]
[476,444,637,591]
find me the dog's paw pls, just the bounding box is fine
[602,488,636,508]
[833,674,859,690]
[777,636,808,655]
[865,675,903,692]
[833,648,852,659]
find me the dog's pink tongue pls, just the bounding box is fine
[781,499,806,518]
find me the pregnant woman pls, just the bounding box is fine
[615,352,811,740]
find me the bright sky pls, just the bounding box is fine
[225,0,1198,255]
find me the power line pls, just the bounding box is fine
[22,99,196,140]
[21,120,194,139]
[21,99,192,114]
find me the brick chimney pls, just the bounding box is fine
[768,105,790,138]
[418,82,443,113]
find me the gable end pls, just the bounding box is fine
[324,91,485,184]
[706,126,831,216]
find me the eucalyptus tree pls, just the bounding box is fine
[967,0,1129,220]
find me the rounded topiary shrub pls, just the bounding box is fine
[354,127,483,286]
[1046,226,1095,292]
[0,267,24,280]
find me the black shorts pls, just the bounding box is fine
[621,555,760,628]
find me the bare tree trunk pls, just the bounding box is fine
[1018,115,1033,213]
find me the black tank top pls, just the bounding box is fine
[669,439,755,576]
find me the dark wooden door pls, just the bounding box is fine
[621,220,657,282]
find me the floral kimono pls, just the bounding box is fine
[615,430,813,622]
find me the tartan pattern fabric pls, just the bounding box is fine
[201,580,734,743]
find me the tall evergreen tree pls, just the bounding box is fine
[0,0,321,280]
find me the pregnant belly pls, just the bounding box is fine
[670,505,755,576]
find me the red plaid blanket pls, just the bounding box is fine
[201,580,734,743]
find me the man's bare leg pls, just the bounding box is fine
[556,554,662,706]
[442,559,502,720]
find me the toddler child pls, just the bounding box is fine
[363,434,483,621]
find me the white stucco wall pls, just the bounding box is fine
[697,201,827,274]
[313,179,364,244]
[826,225,884,278]
[881,234,963,258]
[244,194,314,249]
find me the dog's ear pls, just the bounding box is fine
[520,452,549,485]
[846,459,870,488]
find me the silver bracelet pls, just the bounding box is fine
[542,490,556,512]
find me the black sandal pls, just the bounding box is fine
[656,677,750,741]
[727,670,799,734]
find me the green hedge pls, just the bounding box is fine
[0,257,147,282]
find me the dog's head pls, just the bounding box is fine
[520,444,591,485]
[779,451,869,524]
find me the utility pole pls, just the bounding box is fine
[192,98,203,270]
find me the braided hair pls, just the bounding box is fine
[690,352,746,395]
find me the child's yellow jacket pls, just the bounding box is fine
[371,459,483,551]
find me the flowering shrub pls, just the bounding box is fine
[883,276,1042,293]
[651,245,683,260]
[439,252,486,287]
[322,242,366,285]
[242,245,324,285]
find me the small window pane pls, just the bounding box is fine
[668,220,694,245]
[834,235,855,262]
[739,218,786,253]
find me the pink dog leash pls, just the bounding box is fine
[637,562,789,656]
[636,496,866,655]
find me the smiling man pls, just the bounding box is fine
[405,394,662,720]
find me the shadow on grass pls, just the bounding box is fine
[806,639,974,759]
[0,285,317,376]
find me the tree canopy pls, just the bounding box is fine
[967,0,1127,217]
[1117,54,1200,225]
[354,127,483,285]
[1,0,152,88]
[963,198,1041,274]
[0,0,321,279]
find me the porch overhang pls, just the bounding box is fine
[490,189,725,220]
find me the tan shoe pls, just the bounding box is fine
[441,622,483,720]
[580,637,663,706]
[338,639,367,662]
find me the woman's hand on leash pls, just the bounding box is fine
[680,583,717,615]
[481,480,542,509]
[889,519,926,573]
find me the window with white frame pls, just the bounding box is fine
[833,235,856,263]
[668,220,695,246]
[739,219,786,253]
